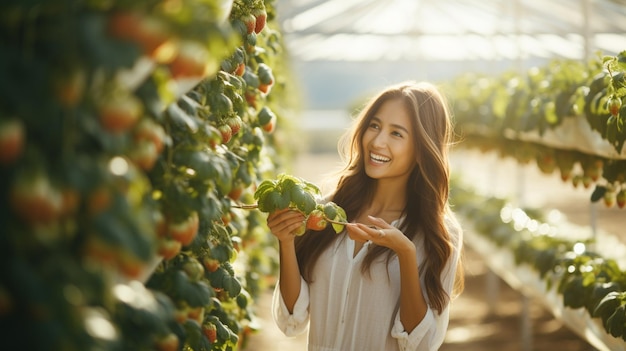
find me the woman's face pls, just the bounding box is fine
[361,98,417,184]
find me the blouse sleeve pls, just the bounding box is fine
[271,276,311,337]
[390,213,464,351]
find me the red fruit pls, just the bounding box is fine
[241,14,256,34]
[306,209,327,231]
[203,257,220,273]
[262,116,276,133]
[155,333,179,351]
[158,238,182,260]
[258,106,277,133]
[604,191,615,208]
[206,125,222,149]
[98,93,143,134]
[169,211,199,246]
[107,11,176,63]
[244,91,257,108]
[10,173,63,224]
[203,323,218,344]
[608,96,622,117]
[226,116,243,135]
[53,69,86,108]
[221,211,232,226]
[83,235,117,265]
[228,185,244,200]
[107,11,143,39]
[169,41,211,79]
[617,189,626,209]
[129,140,158,171]
[117,251,146,279]
[187,306,205,323]
[60,188,80,217]
[252,8,267,33]
[258,83,271,94]
[87,187,112,216]
[173,307,189,324]
[0,119,24,165]
[135,118,166,153]
[234,63,245,76]
[218,124,233,143]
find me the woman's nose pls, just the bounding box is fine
[372,132,386,147]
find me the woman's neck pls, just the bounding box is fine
[365,179,407,218]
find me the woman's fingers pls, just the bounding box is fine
[267,209,305,239]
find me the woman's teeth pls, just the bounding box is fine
[370,153,390,163]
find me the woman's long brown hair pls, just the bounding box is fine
[294,81,463,314]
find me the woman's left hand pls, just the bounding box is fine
[345,215,413,253]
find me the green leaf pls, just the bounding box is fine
[254,179,277,200]
[590,185,607,202]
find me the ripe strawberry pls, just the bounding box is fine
[604,191,616,208]
[53,68,86,108]
[0,118,24,165]
[155,333,179,351]
[244,91,257,108]
[258,83,271,94]
[252,8,267,33]
[234,62,245,76]
[134,118,166,153]
[98,93,143,134]
[129,140,159,171]
[169,41,211,79]
[169,211,199,246]
[187,306,204,324]
[10,173,63,224]
[203,257,220,272]
[582,175,593,189]
[228,183,244,200]
[262,116,276,133]
[157,238,182,260]
[258,106,277,133]
[203,323,218,344]
[617,189,626,209]
[206,125,222,149]
[608,96,622,117]
[306,209,327,231]
[107,11,176,63]
[226,116,243,135]
[117,250,146,279]
[218,124,233,143]
[241,14,256,34]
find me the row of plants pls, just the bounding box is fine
[0,0,297,350]
[450,180,626,342]
[448,50,626,207]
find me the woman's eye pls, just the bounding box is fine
[392,131,403,137]
[369,123,380,129]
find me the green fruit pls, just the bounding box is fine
[294,221,306,236]
[323,202,338,219]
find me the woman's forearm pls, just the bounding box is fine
[397,243,428,332]
[278,241,302,313]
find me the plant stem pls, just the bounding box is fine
[231,203,259,209]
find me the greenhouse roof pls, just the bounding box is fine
[276,0,626,62]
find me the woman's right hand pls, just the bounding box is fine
[267,208,306,243]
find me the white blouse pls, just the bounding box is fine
[272,213,463,351]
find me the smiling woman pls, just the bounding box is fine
[266,81,464,351]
